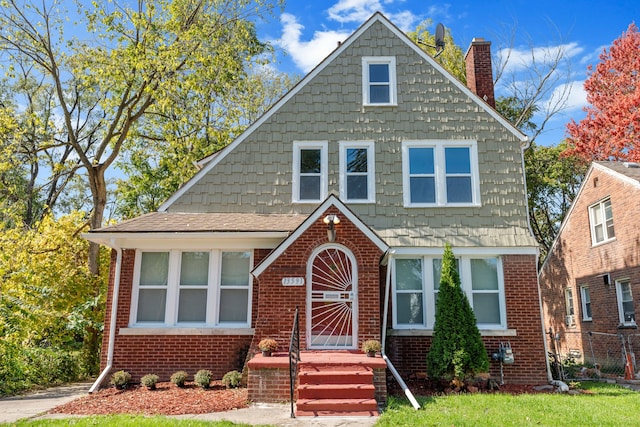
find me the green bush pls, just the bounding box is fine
[170,371,189,387]
[141,374,159,389]
[110,370,132,389]
[222,370,242,389]
[427,244,489,385]
[0,341,84,396]
[25,347,80,385]
[194,369,213,388]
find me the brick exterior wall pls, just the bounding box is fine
[100,212,546,387]
[250,206,384,354]
[540,165,640,358]
[386,254,548,384]
[98,248,262,383]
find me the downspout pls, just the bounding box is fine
[89,242,122,393]
[381,250,420,410]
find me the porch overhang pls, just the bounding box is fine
[83,212,308,249]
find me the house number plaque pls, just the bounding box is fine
[282,277,305,286]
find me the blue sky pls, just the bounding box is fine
[255,0,639,146]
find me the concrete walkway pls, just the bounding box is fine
[0,381,92,424]
[0,383,377,426]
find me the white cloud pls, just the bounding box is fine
[551,80,587,112]
[276,2,421,73]
[275,13,351,73]
[327,0,385,24]
[327,0,418,31]
[496,42,584,74]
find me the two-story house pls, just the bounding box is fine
[86,12,548,412]
[540,161,640,376]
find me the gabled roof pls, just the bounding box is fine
[252,194,389,277]
[158,12,528,212]
[595,161,640,185]
[539,161,640,273]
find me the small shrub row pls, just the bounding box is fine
[110,369,243,390]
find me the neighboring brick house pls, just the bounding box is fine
[86,12,548,403]
[539,161,640,364]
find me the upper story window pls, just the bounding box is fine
[580,285,592,321]
[131,249,252,327]
[615,279,636,326]
[293,141,328,203]
[392,255,505,330]
[362,57,397,106]
[402,140,480,207]
[339,141,375,203]
[589,198,615,245]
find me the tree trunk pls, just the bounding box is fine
[85,164,108,373]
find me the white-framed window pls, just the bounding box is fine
[339,141,375,203]
[362,56,397,106]
[589,198,615,245]
[565,288,575,326]
[615,279,636,326]
[392,255,505,330]
[292,141,328,203]
[402,140,480,207]
[580,285,592,321]
[131,249,252,327]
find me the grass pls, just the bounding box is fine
[376,382,640,427]
[4,383,638,427]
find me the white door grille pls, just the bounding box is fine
[308,247,356,349]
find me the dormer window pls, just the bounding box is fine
[362,57,397,106]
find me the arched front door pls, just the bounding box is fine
[307,244,358,349]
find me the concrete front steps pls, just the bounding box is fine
[295,356,381,417]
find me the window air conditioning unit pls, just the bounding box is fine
[596,272,611,285]
[565,315,575,326]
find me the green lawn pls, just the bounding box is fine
[376,382,640,427]
[4,383,638,427]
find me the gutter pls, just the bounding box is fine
[89,242,122,393]
[381,250,420,410]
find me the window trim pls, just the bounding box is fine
[292,141,328,204]
[615,279,636,326]
[580,285,592,321]
[402,140,481,207]
[339,141,375,203]
[589,197,615,245]
[392,255,506,330]
[130,249,253,328]
[362,56,397,106]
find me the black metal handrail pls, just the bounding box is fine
[288,306,300,418]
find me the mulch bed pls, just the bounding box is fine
[49,381,248,416]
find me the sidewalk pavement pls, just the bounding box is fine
[0,383,378,427]
[0,381,92,424]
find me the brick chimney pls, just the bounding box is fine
[464,38,495,108]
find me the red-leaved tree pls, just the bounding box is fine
[565,23,640,161]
